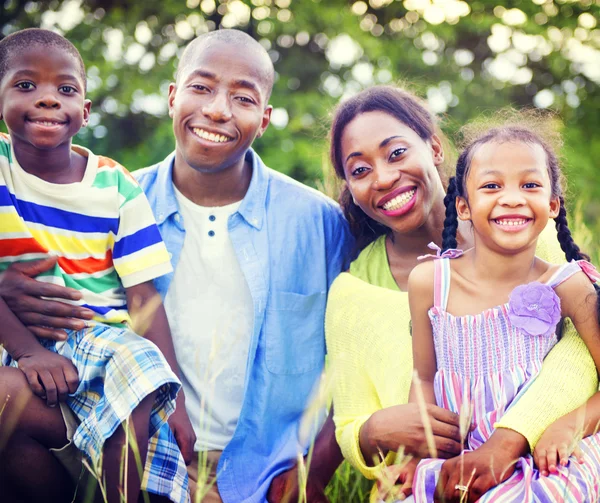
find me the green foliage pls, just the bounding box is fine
[2,1,599,244]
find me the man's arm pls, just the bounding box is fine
[267,408,343,503]
[0,257,95,340]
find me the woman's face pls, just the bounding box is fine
[340,110,445,235]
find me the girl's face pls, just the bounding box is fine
[456,140,560,255]
[340,111,445,235]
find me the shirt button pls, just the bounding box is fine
[252,218,258,225]
[174,214,181,222]
[208,230,215,237]
[209,215,216,222]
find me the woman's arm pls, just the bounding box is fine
[495,320,597,449]
[326,274,461,479]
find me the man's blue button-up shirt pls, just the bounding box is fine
[134,149,352,503]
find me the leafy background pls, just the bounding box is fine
[2,1,599,499]
[2,0,599,240]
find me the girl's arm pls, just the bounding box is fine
[408,261,438,405]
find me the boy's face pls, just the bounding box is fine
[0,44,90,152]
[168,42,272,174]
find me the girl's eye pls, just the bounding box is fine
[482,183,500,189]
[16,82,34,90]
[390,147,407,160]
[523,182,540,189]
[59,85,76,93]
[351,166,369,177]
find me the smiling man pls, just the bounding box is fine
[0,28,352,503]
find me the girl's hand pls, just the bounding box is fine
[434,429,527,503]
[377,457,419,502]
[533,412,585,476]
[16,347,79,407]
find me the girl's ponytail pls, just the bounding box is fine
[555,197,590,262]
[442,176,459,251]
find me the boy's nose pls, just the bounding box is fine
[202,93,232,122]
[35,93,61,109]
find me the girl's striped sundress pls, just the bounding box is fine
[412,257,600,502]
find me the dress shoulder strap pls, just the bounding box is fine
[545,260,598,289]
[433,258,452,310]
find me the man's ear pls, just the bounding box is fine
[168,83,177,119]
[549,196,561,219]
[256,105,272,139]
[456,196,471,221]
[430,134,444,166]
[82,99,92,127]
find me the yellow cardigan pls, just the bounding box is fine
[326,225,598,488]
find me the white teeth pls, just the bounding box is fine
[35,121,61,126]
[382,189,416,211]
[495,218,528,226]
[192,128,231,143]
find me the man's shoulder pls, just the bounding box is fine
[133,162,161,187]
[266,167,342,216]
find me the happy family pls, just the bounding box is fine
[0,26,599,503]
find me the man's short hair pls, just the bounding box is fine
[176,29,274,101]
[0,28,87,89]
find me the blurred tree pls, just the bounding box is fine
[1,0,599,234]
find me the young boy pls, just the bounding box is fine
[0,29,192,503]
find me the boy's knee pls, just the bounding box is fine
[0,367,30,400]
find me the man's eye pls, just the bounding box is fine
[192,84,208,91]
[237,96,255,104]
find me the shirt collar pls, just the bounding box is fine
[153,149,268,230]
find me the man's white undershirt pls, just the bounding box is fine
[164,186,253,452]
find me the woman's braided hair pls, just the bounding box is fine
[441,115,600,323]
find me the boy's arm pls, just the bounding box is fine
[126,281,196,464]
[408,261,437,405]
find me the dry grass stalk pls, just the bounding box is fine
[412,370,437,458]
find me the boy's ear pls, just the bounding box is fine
[168,83,177,118]
[430,134,444,166]
[256,105,272,139]
[549,196,560,219]
[456,196,471,221]
[82,99,92,127]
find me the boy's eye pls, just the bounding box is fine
[390,147,407,160]
[59,85,76,93]
[16,82,34,90]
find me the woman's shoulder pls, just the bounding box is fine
[349,235,399,290]
[536,222,565,264]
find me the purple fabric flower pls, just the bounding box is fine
[508,282,561,337]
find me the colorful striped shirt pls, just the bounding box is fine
[0,133,172,326]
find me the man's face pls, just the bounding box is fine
[168,42,272,175]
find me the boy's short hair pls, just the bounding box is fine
[176,29,274,101]
[0,28,87,88]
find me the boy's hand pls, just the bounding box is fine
[377,457,419,502]
[168,393,196,465]
[16,347,79,407]
[267,465,328,503]
[0,257,95,340]
[534,414,585,476]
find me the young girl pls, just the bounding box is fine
[406,122,600,501]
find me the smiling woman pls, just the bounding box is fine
[325,86,599,503]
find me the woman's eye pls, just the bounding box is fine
[16,82,34,90]
[351,166,369,177]
[390,147,407,160]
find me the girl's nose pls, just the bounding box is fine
[499,188,526,207]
